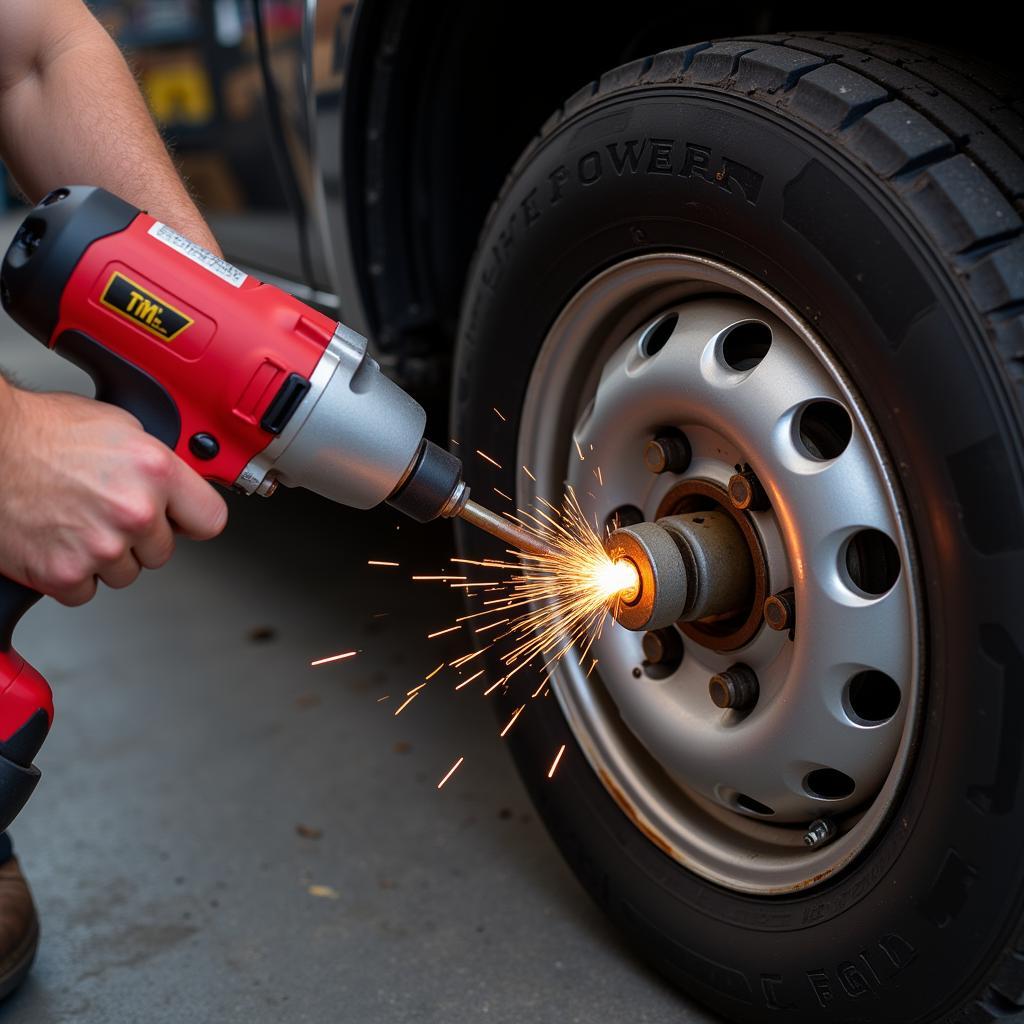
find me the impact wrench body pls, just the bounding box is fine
[0,185,551,830]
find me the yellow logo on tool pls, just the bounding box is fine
[99,271,193,342]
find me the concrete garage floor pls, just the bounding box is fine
[0,217,720,1023]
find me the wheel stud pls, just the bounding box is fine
[727,468,769,511]
[641,627,683,671]
[644,430,691,474]
[764,587,795,632]
[708,664,759,710]
[803,818,836,848]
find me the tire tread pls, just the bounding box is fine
[488,33,1024,419]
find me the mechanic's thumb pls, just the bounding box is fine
[166,459,229,541]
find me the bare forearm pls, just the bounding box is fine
[0,1,218,253]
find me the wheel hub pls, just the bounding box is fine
[606,508,755,632]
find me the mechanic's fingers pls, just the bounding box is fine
[53,575,98,608]
[132,517,177,570]
[166,460,228,541]
[97,550,143,590]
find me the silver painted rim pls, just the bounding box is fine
[516,254,922,895]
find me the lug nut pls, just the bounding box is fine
[727,468,769,511]
[708,664,759,710]
[641,627,683,668]
[764,587,795,632]
[803,818,837,848]
[644,430,691,475]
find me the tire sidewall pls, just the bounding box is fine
[453,87,1024,1023]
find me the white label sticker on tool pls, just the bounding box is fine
[147,222,248,288]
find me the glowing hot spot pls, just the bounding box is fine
[592,556,641,604]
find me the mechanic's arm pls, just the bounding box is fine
[0,0,227,606]
[0,0,217,252]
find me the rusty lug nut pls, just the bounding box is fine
[708,663,759,710]
[642,627,683,667]
[803,818,837,848]
[727,469,769,511]
[764,587,795,632]
[643,431,691,475]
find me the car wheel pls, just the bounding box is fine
[452,34,1024,1023]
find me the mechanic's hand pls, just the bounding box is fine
[0,383,227,605]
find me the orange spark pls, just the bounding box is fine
[522,465,536,481]
[393,692,420,716]
[449,645,491,669]
[548,745,566,778]
[406,682,427,696]
[428,625,461,639]
[493,407,506,422]
[367,560,400,567]
[493,487,512,502]
[425,662,444,680]
[573,437,585,461]
[454,669,485,690]
[310,650,358,667]
[500,704,526,737]
[476,449,502,469]
[475,618,509,633]
[437,757,464,789]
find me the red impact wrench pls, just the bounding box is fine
[0,186,551,831]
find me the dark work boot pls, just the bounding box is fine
[0,855,38,1001]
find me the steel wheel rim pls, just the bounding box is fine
[516,253,923,895]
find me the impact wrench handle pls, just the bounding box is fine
[0,578,49,831]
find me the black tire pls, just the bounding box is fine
[451,33,1024,1024]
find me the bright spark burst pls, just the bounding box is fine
[412,487,641,736]
[356,462,640,791]
[457,488,639,683]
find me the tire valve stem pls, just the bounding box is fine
[803,817,837,848]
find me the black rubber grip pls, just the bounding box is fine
[54,330,181,447]
[0,752,40,833]
[1,186,138,343]
[0,577,41,654]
